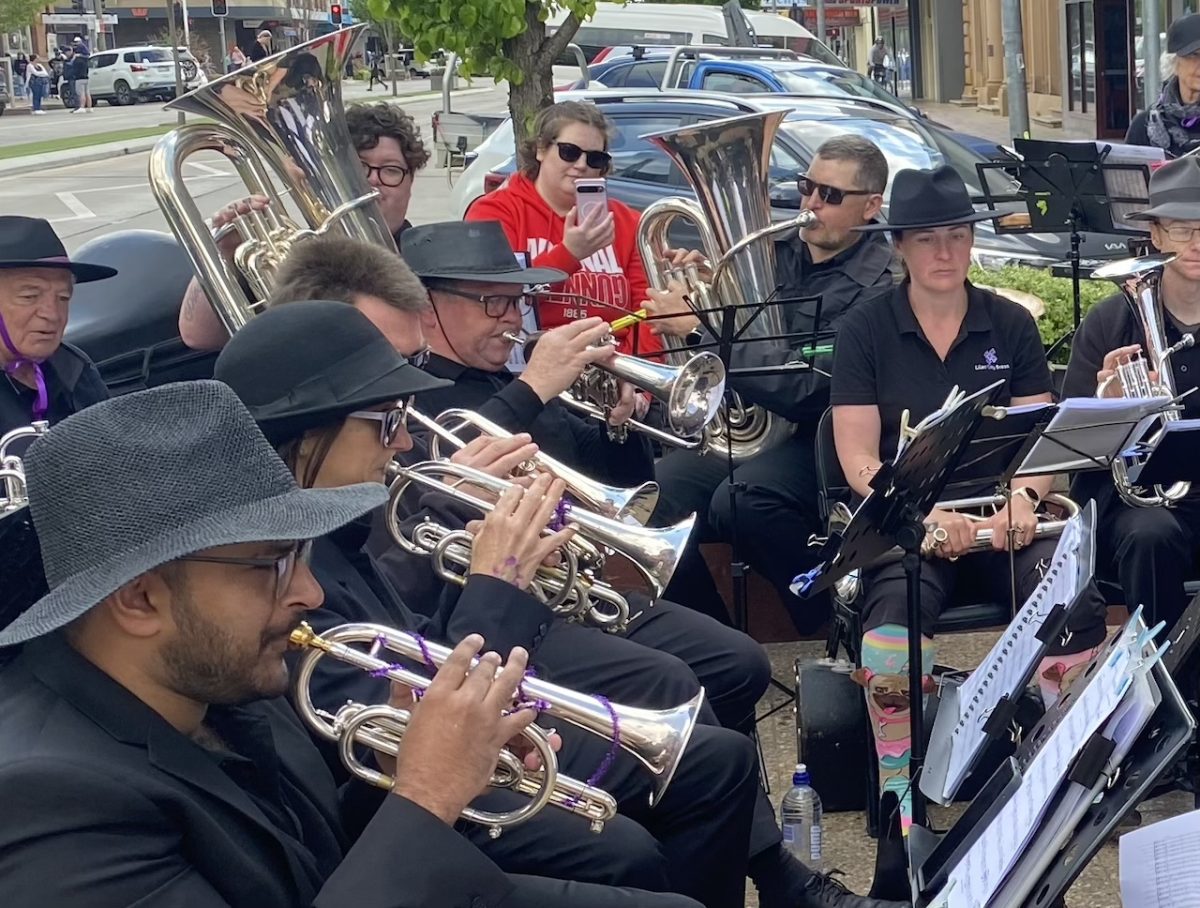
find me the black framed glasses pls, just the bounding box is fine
[797,175,874,206]
[554,141,612,171]
[178,540,314,601]
[1161,224,1200,243]
[361,161,411,187]
[429,285,529,319]
[349,396,414,447]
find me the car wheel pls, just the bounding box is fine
[114,80,135,105]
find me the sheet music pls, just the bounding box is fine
[941,510,1091,799]
[935,625,1139,908]
[1119,809,1200,908]
[1016,397,1171,475]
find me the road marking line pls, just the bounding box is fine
[49,191,96,223]
[185,161,234,177]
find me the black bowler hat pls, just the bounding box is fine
[401,220,567,285]
[0,217,116,283]
[214,300,451,446]
[1169,13,1200,58]
[855,165,999,233]
[1126,155,1200,222]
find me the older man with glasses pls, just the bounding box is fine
[642,134,896,635]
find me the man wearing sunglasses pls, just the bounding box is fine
[643,135,895,636]
[179,102,432,352]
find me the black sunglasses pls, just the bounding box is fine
[798,175,875,206]
[349,397,414,447]
[554,141,612,171]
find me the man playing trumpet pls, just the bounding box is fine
[1063,155,1200,632]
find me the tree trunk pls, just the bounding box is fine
[505,17,554,149]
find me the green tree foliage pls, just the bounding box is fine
[0,0,45,34]
[367,0,598,145]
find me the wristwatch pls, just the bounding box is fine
[1012,487,1041,508]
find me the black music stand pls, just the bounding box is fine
[796,381,1005,829]
[975,138,1152,340]
[1125,418,1200,489]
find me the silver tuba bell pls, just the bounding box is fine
[637,110,816,462]
[149,25,394,335]
[1092,254,1192,508]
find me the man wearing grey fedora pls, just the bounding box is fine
[0,215,116,443]
[1063,155,1200,633]
[0,380,704,908]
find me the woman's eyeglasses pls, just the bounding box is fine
[361,162,411,187]
[349,397,414,447]
[178,540,314,601]
[554,141,612,171]
[797,175,874,206]
[429,285,529,319]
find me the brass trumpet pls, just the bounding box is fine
[0,422,46,516]
[408,406,659,525]
[289,621,703,837]
[503,330,726,451]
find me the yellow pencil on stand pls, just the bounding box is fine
[609,308,648,333]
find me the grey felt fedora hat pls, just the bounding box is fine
[1125,155,1200,222]
[0,380,387,647]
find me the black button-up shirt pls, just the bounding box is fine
[831,282,1052,462]
[1,342,109,445]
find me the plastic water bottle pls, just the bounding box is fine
[780,763,824,870]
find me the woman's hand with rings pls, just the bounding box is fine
[924,508,976,559]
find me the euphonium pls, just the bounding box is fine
[408,406,660,525]
[1092,254,1192,508]
[0,422,46,516]
[504,331,726,451]
[637,110,818,462]
[149,26,395,334]
[289,621,703,837]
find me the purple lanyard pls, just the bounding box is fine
[0,313,48,421]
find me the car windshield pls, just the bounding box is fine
[777,115,1015,199]
[773,67,906,109]
[134,49,171,63]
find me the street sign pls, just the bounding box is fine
[42,13,117,23]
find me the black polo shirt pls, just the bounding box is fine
[830,282,1052,461]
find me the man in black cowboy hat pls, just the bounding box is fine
[641,134,895,635]
[830,165,1108,832]
[0,380,712,908]
[0,216,115,444]
[1064,155,1200,632]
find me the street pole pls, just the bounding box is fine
[1001,0,1030,140]
[815,0,826,48]
[167,0,185,124]
[1144,0,1162,110]
[180,0,191,47]
[218,15,228,73]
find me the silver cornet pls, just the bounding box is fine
[503,330,726,450]
[289,621,703,837]
[0,422,46,516]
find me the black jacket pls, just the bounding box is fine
[714,230,895,426]
[0,634,516,908]
[1,342,109,442]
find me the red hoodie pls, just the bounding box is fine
[466,173,663,357]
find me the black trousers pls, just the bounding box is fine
[1097,489,1200,630]
[860,538,1110,656]
[655,431,828,634]
[508,874,701,908]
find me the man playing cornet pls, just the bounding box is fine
[1063,155,1200,632]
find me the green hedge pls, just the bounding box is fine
[969,265,1114,356]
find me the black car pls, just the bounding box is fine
[471,90,1140,270]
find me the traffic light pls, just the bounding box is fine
[330,3,342,25]
[71,0,84,12]
[211,0,227,16]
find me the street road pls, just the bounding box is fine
[0,81,512,253]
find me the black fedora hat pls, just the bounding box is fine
[855,165,999,233]
[401,220,567,285]
[0,217,116,283]
[214,300,451,446]
[1125,155,1200,222]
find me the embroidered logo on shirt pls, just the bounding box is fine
[975,347,1010,372]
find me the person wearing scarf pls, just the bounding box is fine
[1127,14,1200,158]
[0,217,115,448]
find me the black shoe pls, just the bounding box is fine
[797,871,911,908]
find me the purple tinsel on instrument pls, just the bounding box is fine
[549,498,572,532]
[0,313,47,421]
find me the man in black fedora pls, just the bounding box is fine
[638,134,895,635]
[0,216,115,444]
[829,165,1108,832]
[1063,154,1200,631]
[0,379,708,908]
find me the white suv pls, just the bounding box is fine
[88,46,206,106]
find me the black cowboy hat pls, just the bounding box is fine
[401,220,567,285]
[855,165,999,233]
[0,217,116,283]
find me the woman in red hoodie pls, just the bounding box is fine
[466,100,663,357]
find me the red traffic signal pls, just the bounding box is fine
[211,0,227,15]
[330,3,342,24]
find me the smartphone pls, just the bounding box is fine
[575,178,609,221]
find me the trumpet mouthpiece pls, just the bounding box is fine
[289,622,319,649]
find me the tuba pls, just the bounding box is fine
[1092,254,1192,508]
[0,422,46,516]
[149,26,394,335]
[637,110,817,462]
[290,621,703,837]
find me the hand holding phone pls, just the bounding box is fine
[574,178,609,221]
[564,180,616,260]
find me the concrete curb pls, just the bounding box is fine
[0,136,163,178]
